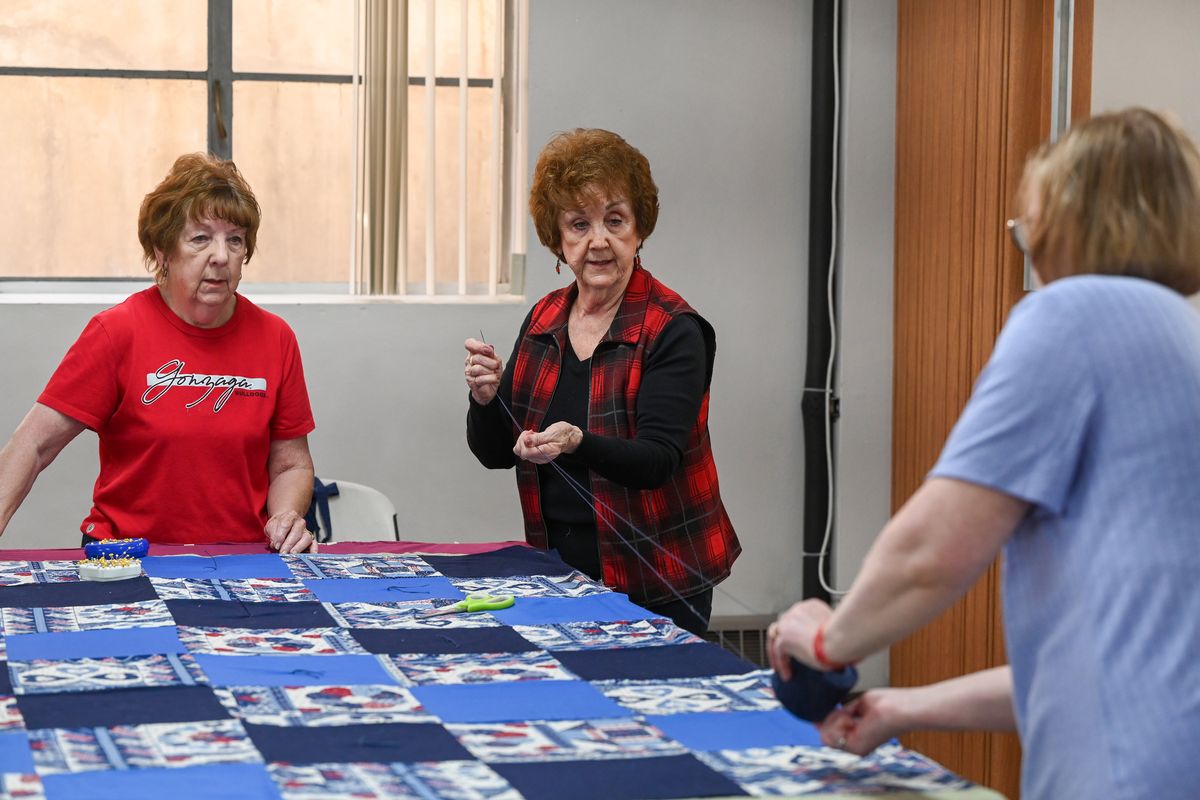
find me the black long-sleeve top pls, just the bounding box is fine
[467,311,707,531]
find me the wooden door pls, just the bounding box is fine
[891,1,1092,796]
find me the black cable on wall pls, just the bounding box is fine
[801,0,840,603]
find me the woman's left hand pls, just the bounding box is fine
[768,598,834,678]
[264,510,316,554]
[513,421,583,464]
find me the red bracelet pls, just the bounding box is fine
[812,622,848,671]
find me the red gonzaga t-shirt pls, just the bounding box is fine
[39,288,315,544]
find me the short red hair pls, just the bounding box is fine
[138,153,261,283]
[529,129,659,256]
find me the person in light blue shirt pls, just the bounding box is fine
[768,107,1200,800]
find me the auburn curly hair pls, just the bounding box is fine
[137,153,261,284]
[529,129,659,256]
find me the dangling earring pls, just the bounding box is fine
[634,248,642,270]
[555,256,562,275]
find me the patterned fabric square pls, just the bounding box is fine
[0,699,22,732]
[492,755,746,800]
[448,573,608,599]
[694,743,975,796]
[28,719,259,774]
[245,721,472,764]
[0,600,172,635]
[597,671,780,716]
[301,577,461,604]
[449,717,687,763]
[380,651,575,686]
[176,626,367,656]
[0,562,81,587]
[513,619,701,652]
[0,773,42,799]
[324,601,501,630]
[284,554,440,580]
[149,578,315,603]
[165,600,337,629]
[267,760,521,800]
[16,686,231,730]
[0,578,158,610]
[8,653,205,695]
[213,685,431,727]
[40,762,279,800]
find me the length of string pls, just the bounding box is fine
[478,337,761,620]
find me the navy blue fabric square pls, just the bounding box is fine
[17,685,231,729]
[302,576,460,603]
[553,643,757,681]
[649,709,823,750]
[166,599,336,628]
[350,626,540,654]
[412,680,629,724]
[6,627,185,661]
[423,545,573,578]
[0,662,12,695]
[244,722,470,764]
[141,554,292,580]
[42,762,279,800]
[0,576,157,608]
[494,755,747,800]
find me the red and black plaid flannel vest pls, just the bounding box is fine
[510,267,741,606]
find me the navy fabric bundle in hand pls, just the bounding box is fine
[771,657,858,722]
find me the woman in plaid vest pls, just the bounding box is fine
[463,129,740,635]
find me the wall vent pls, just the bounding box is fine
[704,614,775,668]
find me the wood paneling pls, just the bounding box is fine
[891,1,1092,797]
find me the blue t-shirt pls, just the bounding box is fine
[932,275,1200,800]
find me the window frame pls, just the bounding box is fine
[0,0,528,301]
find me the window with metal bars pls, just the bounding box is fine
[0,0,526,298]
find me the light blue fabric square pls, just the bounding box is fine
[5,627,186,661]
[194,653,399,687]
[42,763,279,800]
[141,555,292,580]
[0,732,34,773]
[412,680,630,723]
[488,594,658,626]
[648,709,822,751]
[301,576,461,603]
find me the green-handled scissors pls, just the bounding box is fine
[419,593,515,617]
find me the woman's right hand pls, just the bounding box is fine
[464,338,503,405]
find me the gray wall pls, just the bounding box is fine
[0,1,824,626]
[1093,0,1200,139]
[833,0,897,690]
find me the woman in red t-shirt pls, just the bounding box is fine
[0,153,316,553]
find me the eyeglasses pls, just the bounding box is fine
[1005,218,1029,255]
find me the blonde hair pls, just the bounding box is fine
[1021,108,1200,294]
[138,153,261,284]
